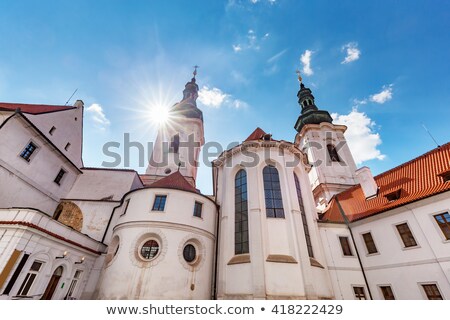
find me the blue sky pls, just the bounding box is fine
[1,0,450,194]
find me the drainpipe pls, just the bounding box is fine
[211,163,220,300]
[335,198,373,300]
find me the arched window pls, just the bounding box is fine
[263,165,285,218]
[327,144,340,162]
[235,169,249,254]
[294,174,314,258]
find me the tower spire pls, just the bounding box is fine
[293,72,333,133]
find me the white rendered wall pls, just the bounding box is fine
[215,142,334,299]
[96,188,217,300]
[350,191,450,300]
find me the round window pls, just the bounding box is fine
[140,240,160,260]
[183,244,196,263]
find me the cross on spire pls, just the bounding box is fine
[193,65,199,78]
[296,69,302,83]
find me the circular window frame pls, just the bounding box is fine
[131,230,167,268]
[139,239,160,261]
[183,244,197,264]
[178,237,205,270]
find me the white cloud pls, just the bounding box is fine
[331,109,385,165]
[232,44,242,52]
[198,86,248,109]
[341,42,361,64]
[300,50,314,76]
[86,103,110,130]
[198,86,228,108]
[370,84,393,104]
[267,48,288,63]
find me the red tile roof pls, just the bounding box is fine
[245,127,272,142]
[0,102,75,114]
[149,171,198,193]
[322,143,450,223]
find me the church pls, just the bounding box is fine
[0,71,449,300]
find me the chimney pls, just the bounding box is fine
[73,100,84,109]
[356,166,378,199]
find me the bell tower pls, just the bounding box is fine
[146,67,205,187]
[293,72,358,210]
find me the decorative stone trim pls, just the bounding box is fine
[129,229,167,268]
[178,235,206,271]
[309,257,324,269]
[266,254,298,264]
[227,254,251,265]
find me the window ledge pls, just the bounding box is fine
[401,245,421,251]
[266,254,297,264]
[227,254,251,265]
[309,257,324,269]
[365,252,380,257]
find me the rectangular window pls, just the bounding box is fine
[422,284,443,300]
[54,169,67,185]
[396,223,417,247]
[380,286,395,300]
[434,212,450,240]
[339,236,353,256]
[353,286,366,300]
[17,261,43,296]
[20,142,38,162]
[193,201,203,218]
[362,232,378,254]
[65,270,82,299]
[49,126,56,135]
[152,195,167,211]
[65,143,71,151]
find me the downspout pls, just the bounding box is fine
[211,162,220,300]
[335,198,373,300]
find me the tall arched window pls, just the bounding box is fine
[235,170,249,254]
[263,165,285,218]
[294,174,314,258]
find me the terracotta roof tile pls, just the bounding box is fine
[244,127,268,142]
[0,102,75,114]
[149,171,198,193]
[322,143,450,223]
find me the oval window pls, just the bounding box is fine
[183,244,196,263]
[140,240,160,260]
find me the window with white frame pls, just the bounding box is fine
[65,270,83,299]
[16,261,44,296]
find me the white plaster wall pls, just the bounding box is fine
[0,209,106,300]
[350,192,450,299]
[27,105,84,168]
[215,143,334,299]
[96,188,217,299]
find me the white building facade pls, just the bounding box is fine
[0,74,449,300]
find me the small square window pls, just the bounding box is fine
[422,284,443,300]
[385,189,402,202]
[54,169,67,185]
[353,286,366,300]
[65,143,71,151]
[152,195,167,211]
[434,212,450,240]
[193,201,203,218]
[20,142,38,162]
[396,223,417,247]
[380,285,395,300]
[362,232,378,254]
[339,236,353,256]
[49,126,56,135]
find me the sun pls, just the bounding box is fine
[148,104,171,126]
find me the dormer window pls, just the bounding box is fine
[385,189,402,202]
[438,170,450,183]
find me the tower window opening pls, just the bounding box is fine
[170,134,180,153]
